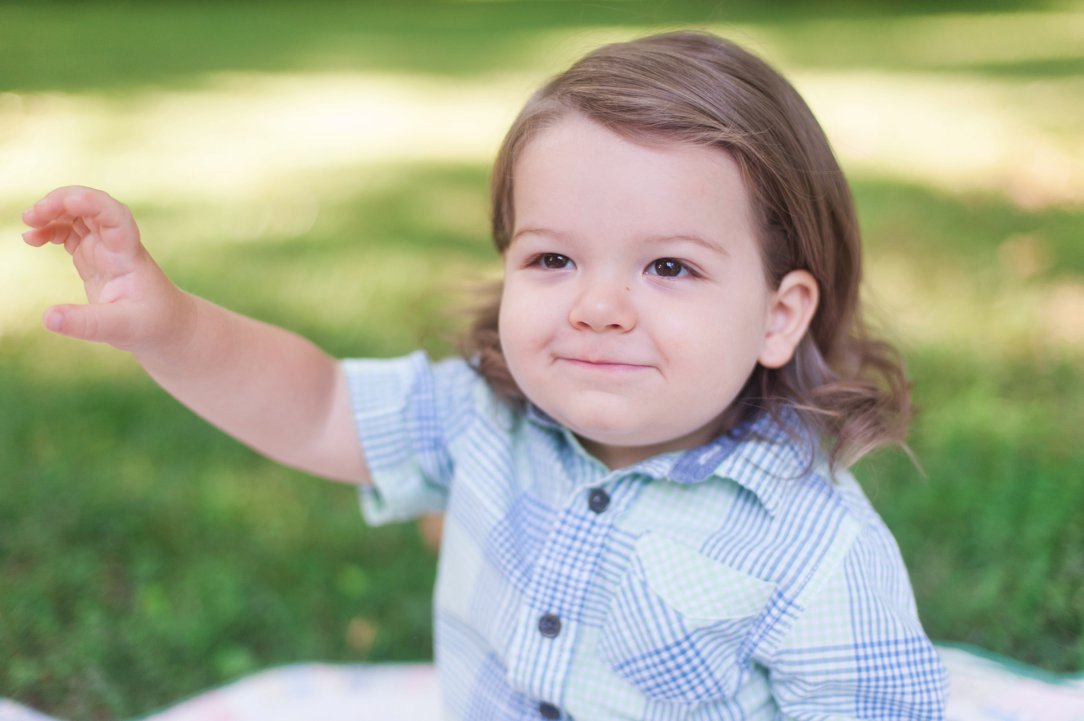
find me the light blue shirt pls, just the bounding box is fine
[344,352,947,720]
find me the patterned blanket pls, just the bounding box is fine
[2,645,1082,721]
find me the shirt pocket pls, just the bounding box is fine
[598,532,776,704]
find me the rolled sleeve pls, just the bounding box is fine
[342,351,481,526]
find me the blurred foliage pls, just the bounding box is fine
[2,0,1083,718]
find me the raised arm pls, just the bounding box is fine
[22,186,370,484]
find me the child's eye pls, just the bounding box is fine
[533,253,574,270]
[646,258,692,278]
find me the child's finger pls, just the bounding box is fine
[57,187,139,252]
[24,187,138,253]
[64,232,81,256]
[21,224,76,248]
[43,303,132,345]
[22,188,77,227]
[21,228,53,247]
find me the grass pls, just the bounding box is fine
[1,357,437,719]
[2,0,1083,718]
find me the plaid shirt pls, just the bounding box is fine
[344,352,947,720]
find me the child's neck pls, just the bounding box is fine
[577,425,722,470]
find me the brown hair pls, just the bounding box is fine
[466,30,911,470]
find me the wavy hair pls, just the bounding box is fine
[464,31,911,470]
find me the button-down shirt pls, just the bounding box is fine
[344,352,948,720]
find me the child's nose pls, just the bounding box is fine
[568,279,637,332]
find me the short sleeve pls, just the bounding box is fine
[342,351,483,526]
[762,521,948,720]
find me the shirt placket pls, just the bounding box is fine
[505,476,632,719]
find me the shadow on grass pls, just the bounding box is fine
[951,56,1084,78]
[0,347,436,720]
[2,0,1078,94]
[855,178,1084,276]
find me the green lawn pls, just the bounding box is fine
[2,1,1083,718]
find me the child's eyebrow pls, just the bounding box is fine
[511,227,729,256]
[510,227,567,244]
[646,233,730,257]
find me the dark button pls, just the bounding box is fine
[538,613,562,638]
[538,702,561,719]
[588,488,610,514]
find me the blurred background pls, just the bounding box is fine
[1,1,1082,718]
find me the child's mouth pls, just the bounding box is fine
[559,357,652,372]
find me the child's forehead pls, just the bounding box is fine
[515,116,744,197]
[518,111,726,163]
[513,115,752,218]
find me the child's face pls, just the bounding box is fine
[498,113,803,469]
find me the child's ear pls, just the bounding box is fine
[758,269,819,369]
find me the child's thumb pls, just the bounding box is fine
[44,303,132,346]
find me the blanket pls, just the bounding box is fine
[2,645,1082,721]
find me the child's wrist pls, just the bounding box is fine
[131,288,201,371]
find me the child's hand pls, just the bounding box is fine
[22,186,191,356]
[22,186,366,483]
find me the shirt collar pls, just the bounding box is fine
[667,410,816,517]
[526,403,815,518]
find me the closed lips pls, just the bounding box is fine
[560,357,651,369]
